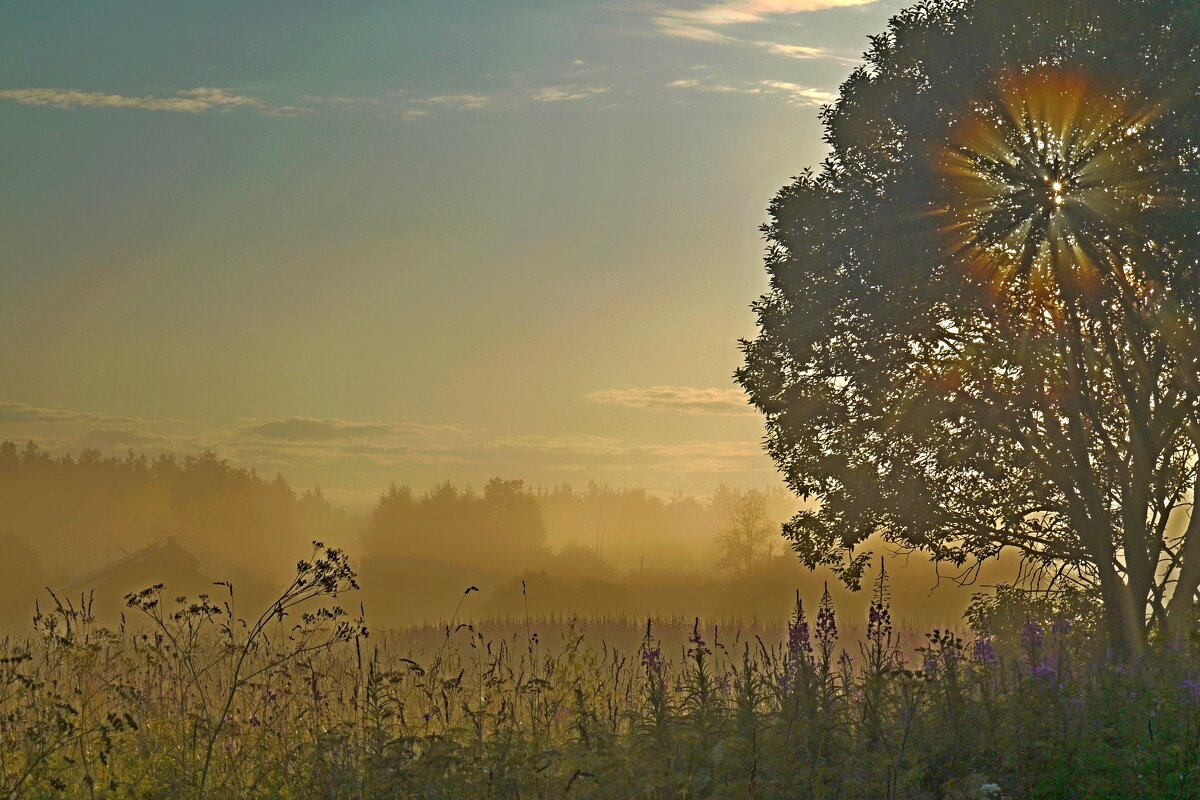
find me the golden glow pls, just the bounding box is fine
[937,68,1164,307]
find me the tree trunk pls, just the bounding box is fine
[1093,547,1148,661]
[1165,472,1200,640]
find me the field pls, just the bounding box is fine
[0,546,1197,800]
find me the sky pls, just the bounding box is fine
[0,0,911,509]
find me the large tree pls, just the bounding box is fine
[737,0,1200,656]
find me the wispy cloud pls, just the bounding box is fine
[0,401,777,503]
[0,87,310,116]
[589,386,754,415]
[531,85,611,102]
[422,93,491,109]
[666,76,835,105]
[658,0,876,31]
[759,80,837,105]
[0,401,139,425]
[758,42,831,59]
[241,417,461,442]
[653,0,871,63]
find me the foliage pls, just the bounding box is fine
[736,0,1200,655]
[2,554,1199,799]
[713,486,778,574]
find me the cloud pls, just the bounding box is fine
[487,435,630,457]
[760,80,837,105]
[0,401,138,425]
[653,17,740,43]
[660,0,876,31]
[0,401,777,502]
[0,87,308,116]
[240,417,460,442]
[531,85,611,102]
[667,75,835,105]
[758,42,829,59]
[654,1,872,62]
[589,386,754,415]
[423,93,491,109]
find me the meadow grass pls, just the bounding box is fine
[1,546,1198,799]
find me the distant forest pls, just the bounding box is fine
[0,440,982,629]
[0,441,794,626]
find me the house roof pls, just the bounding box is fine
[60,536,203,593]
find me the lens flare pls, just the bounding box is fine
[937,68,1164,309]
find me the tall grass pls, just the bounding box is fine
[1,547,1197,799]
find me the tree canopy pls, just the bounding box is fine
[737,0,1200,655]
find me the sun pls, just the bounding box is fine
[937,68,1164,309]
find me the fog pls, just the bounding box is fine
[0,440,1009,632]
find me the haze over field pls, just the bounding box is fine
[0,442,1008,629]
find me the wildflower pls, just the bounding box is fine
[641,618,665,685]
[867,596,892,647]
[1030,662,1057,682]
[1179,678,1200,703]
[1050,617,1071,637]
[973,638,996,665]
[249,714,261,728]
[787,592,812,662]
[687,619,710,658]
[866,560,893,647]
[1020,621,1043,650]
[815,583,837,654]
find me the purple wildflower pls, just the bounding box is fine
[815,583,838,653]
[1020,621,1044,651]
[1030,661,1057,682]
[867,560,893,648]
[781,593,812,693]
[973,638,996,665]
[641,618,666,690]
[688,618,710,658]
[787,592,812,661]
[1180,678,1200,703]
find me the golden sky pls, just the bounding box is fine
[0,0,910,508]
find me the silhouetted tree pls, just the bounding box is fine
[363,479,548,569]
[738,0,1200,656]
[713,486,776,573]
